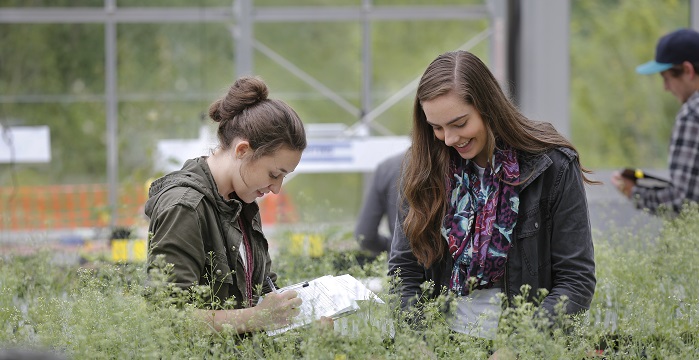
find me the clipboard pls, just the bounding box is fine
[263,274,384,336]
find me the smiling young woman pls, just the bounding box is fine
[389,51,598,353]
[422,91,489,167]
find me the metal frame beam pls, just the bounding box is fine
[253,5,489,22]
[0,7,233,23]
[0,5,489,24]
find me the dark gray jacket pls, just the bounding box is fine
[388,147,596,317]
[144,157,277,308]
[355,151,405,255]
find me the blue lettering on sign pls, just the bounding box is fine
[301,142,353,163]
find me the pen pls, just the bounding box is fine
[266,276,278,293]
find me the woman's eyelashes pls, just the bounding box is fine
[430,120,467,131]
[270,172,288,180]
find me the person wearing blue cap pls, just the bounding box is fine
[612,28,699,214]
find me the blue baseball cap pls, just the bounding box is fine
[636,28,699,75]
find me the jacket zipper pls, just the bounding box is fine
[504,235,513,308]
[504,260,510,307]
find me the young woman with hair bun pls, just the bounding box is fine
[145,76,327,334]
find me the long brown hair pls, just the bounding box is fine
[403,50,597,268]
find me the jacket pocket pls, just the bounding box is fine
[516,206,542,276]
[204,253,235,285]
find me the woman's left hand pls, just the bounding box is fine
[314,316,334,330]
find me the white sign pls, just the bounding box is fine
[0,125,51,163]
[155,128,410,174]
[154,126,217,172]
[296,136,410,173]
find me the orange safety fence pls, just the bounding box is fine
[0,184,148,231]
[258,192,298,225]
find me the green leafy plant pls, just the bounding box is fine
[3,206,699,358]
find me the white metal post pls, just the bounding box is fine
[516,0,570,138]
[361,0,373,137]
[105,0,119,229]
[234,0,254,77]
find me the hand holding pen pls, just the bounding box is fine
[262,276,333,332]
[258,276,301,327]
[267,276,310,294]
[266,276,279,293]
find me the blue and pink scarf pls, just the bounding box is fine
[442,147,520,296]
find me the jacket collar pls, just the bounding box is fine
[145,157,260,222]
[195,157,260,222]
[516,147,578,190]
[517,150,553,190]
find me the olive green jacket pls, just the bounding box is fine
[144,157,277,308]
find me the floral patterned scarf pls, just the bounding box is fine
[441,146,520,296]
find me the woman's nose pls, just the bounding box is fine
[444,129,459,147]
[269,181,281,194]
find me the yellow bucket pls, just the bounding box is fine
[111,238,147,262]
[288,233,324,258]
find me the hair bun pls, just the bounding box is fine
[208,76,269,123]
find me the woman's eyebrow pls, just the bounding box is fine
[426,113,469,127]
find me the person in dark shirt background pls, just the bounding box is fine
[354,151,406,257]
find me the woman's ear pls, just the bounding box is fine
[233,140,252,160]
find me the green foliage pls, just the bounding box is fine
[1,255,217,359]
[4,208,699,358]
[272,223,388,285]
[0,20,108,184]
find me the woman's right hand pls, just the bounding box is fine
[256,290,302,328]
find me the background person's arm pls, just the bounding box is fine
[631,109,699,214]
[355,171,391,254]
